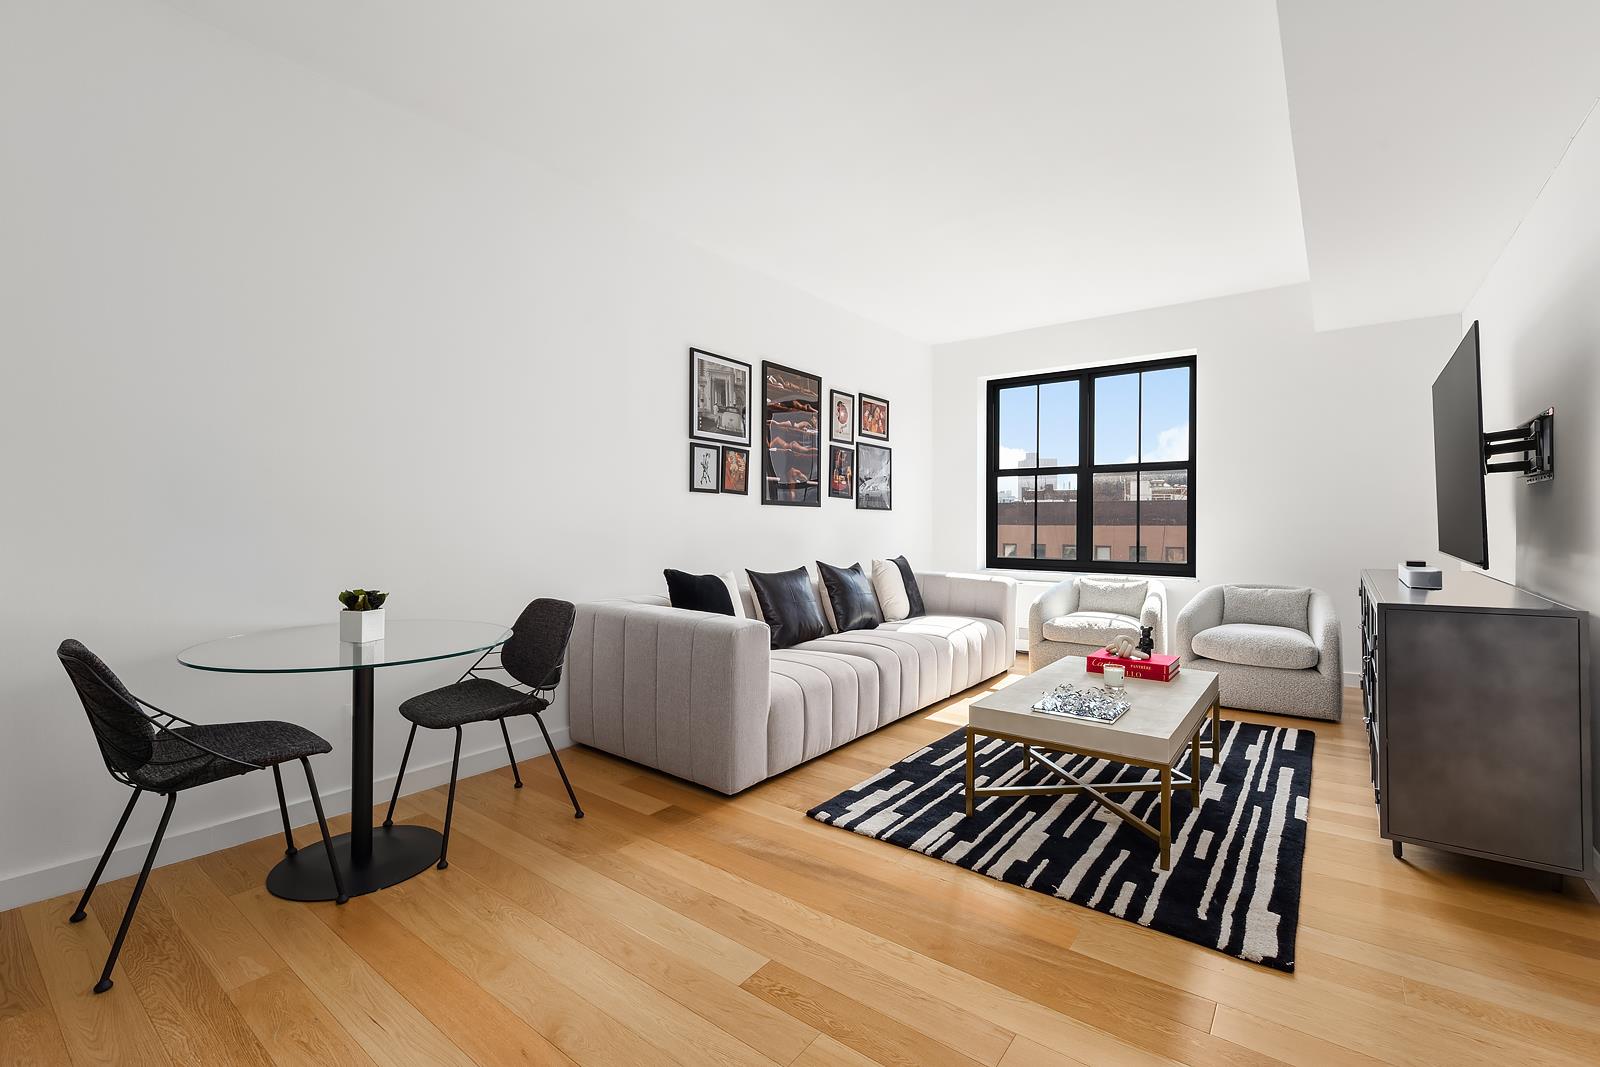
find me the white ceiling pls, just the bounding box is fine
[164,0,1600,343]
[165,0,1309,343]
[1278,0,1600,332]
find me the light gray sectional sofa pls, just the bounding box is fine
[568,571,1016,793]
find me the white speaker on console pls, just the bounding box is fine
[1398,560,1443,589]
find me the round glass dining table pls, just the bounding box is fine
[178,619,511,901]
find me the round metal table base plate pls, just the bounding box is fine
[266,824,443,901]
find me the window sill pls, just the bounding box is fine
[982,566,1200,585]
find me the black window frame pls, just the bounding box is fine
[985,353,1197,578]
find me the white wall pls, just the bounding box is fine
[929,284,1461,673]
[0,0,931,909]
[1464,102,1600,834]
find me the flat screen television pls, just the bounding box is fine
[1432,321,1489,568]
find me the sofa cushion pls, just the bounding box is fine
[662,569,736,615]
[1222,586,1310,632]
[1076,578,1148,618]
[747,567,829,649]
[879,615,1008,691]
[1191,623,1319,670]
[818,561,882,633]
[870,559,911,621]
[1041,611,1141,647]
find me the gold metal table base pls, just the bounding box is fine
[964,700,1221,870]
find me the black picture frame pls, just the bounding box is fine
[828,389,855,444]
[721,446,750,495]
[689,442,720,494]
[689,347,753,445]
[761,361,822,507]
[828,445,855,498]
[856,443,892,510]
[859,393,890,441]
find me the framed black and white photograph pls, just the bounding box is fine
[856,443,892,510]
[829,389,855,443]
[828,445,854,498]
[689,348,752,445]
[761,361,822,506]
[859,393,890,440]
[689,442,720,493]
[721,446,749,495]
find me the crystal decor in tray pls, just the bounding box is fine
[1030,683,1132,724]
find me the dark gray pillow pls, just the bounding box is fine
[747,567,828,649]
[817,561,882,633]
[891,555,926,617]
[663,569,735,615]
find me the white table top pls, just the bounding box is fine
[968,656,1219,766]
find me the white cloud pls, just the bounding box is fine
[1146,423,1189,461]
[999,446,1029,467]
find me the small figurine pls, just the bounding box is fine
[1106,634,1151,660]
[1137,625,1155,658]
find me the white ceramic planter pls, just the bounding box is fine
[340,608,385,643]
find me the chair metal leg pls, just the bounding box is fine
[94,791,175,994]
[71,788,142,924]
[383,722,418,829]
[437,728,463,869]
[272,765,297,856]
[533,712,583,819]
[499,718,523,788]
[300,758,348,905]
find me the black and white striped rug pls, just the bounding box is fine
[807,720,1313,971]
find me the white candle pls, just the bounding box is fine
[1103,664,1126,688]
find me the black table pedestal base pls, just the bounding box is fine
[266,824,442,901]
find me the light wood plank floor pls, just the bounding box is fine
[8,656,1600,1066]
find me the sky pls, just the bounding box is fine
[998,366,1189,470]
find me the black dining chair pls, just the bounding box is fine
[56,639,347,994]
[382,598,582,869]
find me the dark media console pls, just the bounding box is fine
[1360,568,1592,876]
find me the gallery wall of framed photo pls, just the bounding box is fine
[688,346,891,511]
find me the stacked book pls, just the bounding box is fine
[1086,648,1180,682]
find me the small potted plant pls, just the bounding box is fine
[338,589,389,643]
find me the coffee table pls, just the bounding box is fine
[966,656,1221,869]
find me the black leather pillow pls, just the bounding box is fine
[817,561,882,633]
[746,567,828,649]
[663,569,735,615]
[891,555,926,617]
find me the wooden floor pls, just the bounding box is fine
[7,656,1600,1067]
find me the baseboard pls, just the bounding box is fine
[0,725,569,913]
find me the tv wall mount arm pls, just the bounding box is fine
[1483,408,1554,483]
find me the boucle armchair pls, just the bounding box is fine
[1175,584,1342,720]
[1028,576,1167,670]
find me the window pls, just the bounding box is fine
[987,355,1194,576]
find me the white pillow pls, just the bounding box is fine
[719,572,751,620]
[871,559,910,622]
[1222,586,1310,631]
[1076,577,1148,619]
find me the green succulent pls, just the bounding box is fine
[338,589,388,611]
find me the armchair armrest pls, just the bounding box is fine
[1028,578,1080,649]
[1308,590,1343,679]
[568,600,771,793]
[916,572,1017,644]
[1175,584,1225,660]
